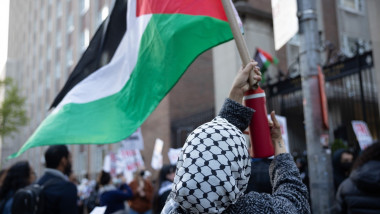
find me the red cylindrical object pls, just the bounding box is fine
[243,87,274,158]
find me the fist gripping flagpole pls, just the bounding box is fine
[221,0,274,158]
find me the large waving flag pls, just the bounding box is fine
[10,0,240,158]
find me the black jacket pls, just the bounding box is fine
[336,160,380,214]
[38,171,78,214]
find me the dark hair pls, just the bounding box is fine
[158,164,176,185]
[99,170,111,186]
[45,145,69,169]
[0,161,32,200]
[153,165,176,214]
[352,143,380,171]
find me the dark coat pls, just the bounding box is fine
[99,185,133,214]
[332,149,351,191]
[336,160,380,214]
[244,158,272,194]
[38,172,78,214]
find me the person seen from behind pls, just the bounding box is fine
[162,61,310,213]
[153,164,176,214]
[128,169,154,214]
[0,161,35,214]
[38,145,78,214]
[99,170,133,214]
[335,143,380,213]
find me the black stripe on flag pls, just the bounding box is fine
[51,0,128,108]
[254,49,263,69]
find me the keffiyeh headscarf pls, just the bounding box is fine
[171,117,251,213]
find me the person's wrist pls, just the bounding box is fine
[273,138,287,156]
[229,88,244,104]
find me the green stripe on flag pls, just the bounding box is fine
[9,14,233,158]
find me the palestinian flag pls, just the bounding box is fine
[254,48,278,73]
[10,0,241,158]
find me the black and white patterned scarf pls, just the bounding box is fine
[165,117,251,213]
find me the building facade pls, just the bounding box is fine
[3,0,113,176]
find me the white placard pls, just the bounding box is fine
[268,114,290,152]
[168,148,182,165]
[90,206,107,214]
[151,138,164,170]
[104,149,145,183]
[120,128,144,150]
[151,153,163,170]
[271,0,299,50]
[153,138,164,154]
[352,121,373,150]
[102,155,111,172]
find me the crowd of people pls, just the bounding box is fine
[0,144,177,214]
[0,62,378,214]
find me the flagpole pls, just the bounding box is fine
[221,0,257,89]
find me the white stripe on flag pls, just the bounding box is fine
[259,52,267,64]
[54,0,151,113]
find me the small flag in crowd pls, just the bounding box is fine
[10,0,242,158]
[254,47,279,74]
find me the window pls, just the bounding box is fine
[56,30,62,47]
[80,29,90,52]
[57,1,62,17]
[341,0,364,13]
[40,4,45,20]
[46,72,51,89]
[80,0,90,14]
[66,48,73,67]
[101,6,109,22]
[342,35,371,57]
[55,63,61,79]
[342,35,358,57]
[39,59,44,71]
[48,18,52,32]
[47,46,52,61]
[67,14,74,32]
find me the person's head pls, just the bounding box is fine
[99,170,111,186]
[0,161,35,199]
[352,143,380,171]
[45,145,72,176]
[340,151,354,172]
[158,164,176,185]
[333,149,353,173]
[172,117,251,213]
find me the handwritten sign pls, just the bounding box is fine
[352,121,373,150]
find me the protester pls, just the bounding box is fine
[86,180,100,213]
[153,164,176,214]
[335,143,380,213]
[128,170,154,214]
[332,149,354,191]
[162,61,310,213]
[0,161,35,214]
[99,170,133,214]
[38,145,78,214]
